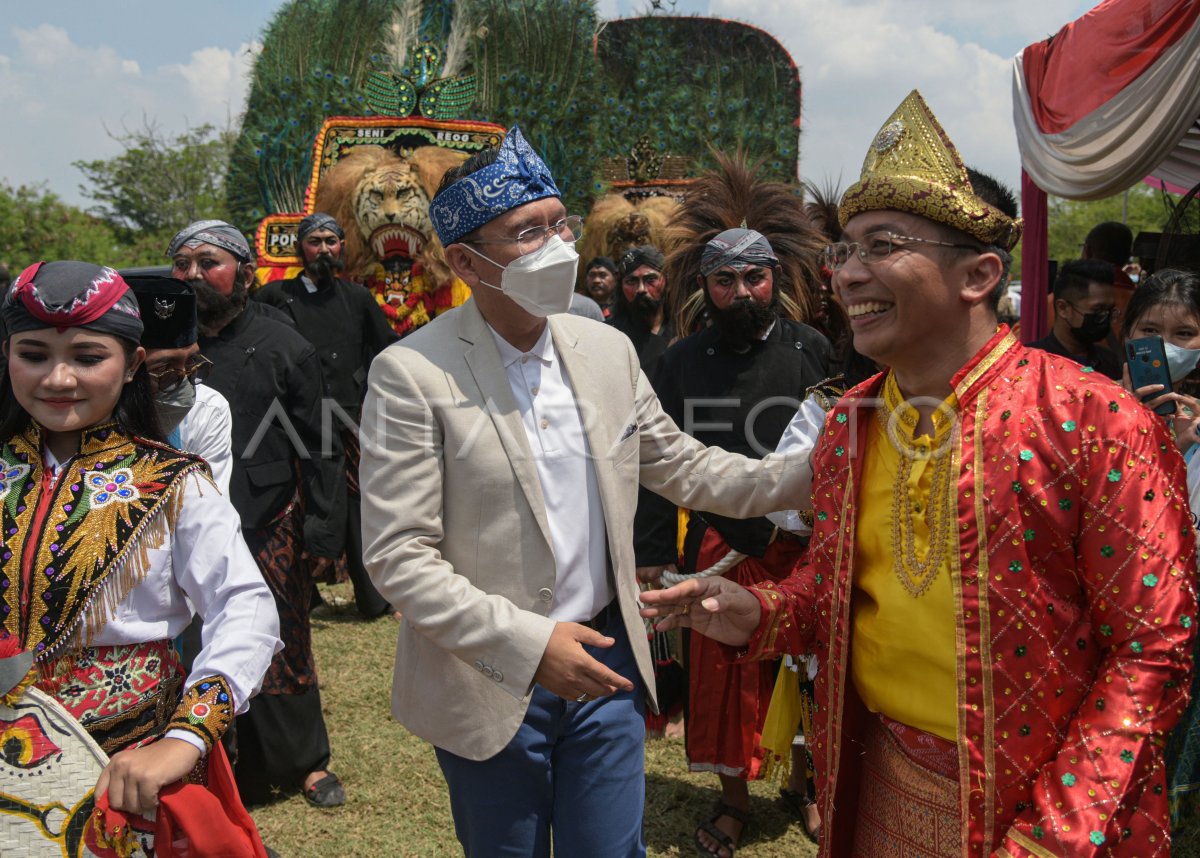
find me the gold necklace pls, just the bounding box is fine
[876,373,958,598]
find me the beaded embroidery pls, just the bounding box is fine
[0,461,30,503]
[166,676,233,750]
[0,423,206,660]
[876,372,959,598]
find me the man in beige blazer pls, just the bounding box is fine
[359,127,813,858]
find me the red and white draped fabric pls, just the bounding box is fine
[1012,0,1200,341]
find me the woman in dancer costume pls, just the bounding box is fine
[0,261,280,851]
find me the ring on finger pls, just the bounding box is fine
[575,692,588,703]
[680,603,690,616]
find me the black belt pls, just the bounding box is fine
[581,599,619,632]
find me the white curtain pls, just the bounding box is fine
[1013,25,1200,199]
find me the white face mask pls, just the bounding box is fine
[467,234,579,317]
[1164,340,1200,382]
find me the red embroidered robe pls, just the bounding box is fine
[747,328,1197,857]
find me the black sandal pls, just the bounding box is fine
[694,800,749,857]
[779,787,820,842]
[303,772,346,808]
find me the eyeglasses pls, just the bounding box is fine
[823,231,983,271]
[148,355,213,392]
[472,215,584,256]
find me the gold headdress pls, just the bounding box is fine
[839,90,1022,251]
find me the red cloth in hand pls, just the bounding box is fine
[95,743,267,858]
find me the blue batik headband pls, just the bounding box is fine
[429,126,561,247]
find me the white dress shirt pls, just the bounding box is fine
[488,323,612,622]
[765,393,825,534]
[44,450,282,752]
[178,383,234,494]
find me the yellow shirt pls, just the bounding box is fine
[850,373,958,742]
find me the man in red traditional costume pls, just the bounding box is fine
[642,90,1198,857]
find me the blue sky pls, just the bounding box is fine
[0,0,1097,209]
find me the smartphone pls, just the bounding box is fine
[1125,335,1176,416]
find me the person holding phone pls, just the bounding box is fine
[1121,268,1200,832]
[1121,269,1200,465]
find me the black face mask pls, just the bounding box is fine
[1068,311,1112,344]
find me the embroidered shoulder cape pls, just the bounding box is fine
[0,423,207,662]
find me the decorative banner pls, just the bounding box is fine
[254,116,504,270]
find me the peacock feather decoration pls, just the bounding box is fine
[363,4,478,121]
[594,17,801,183]
[226,0,477,233]
[226,0,602,233]
[465,0,601,217]
[225,2,803,244]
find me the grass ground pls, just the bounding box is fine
[250,583,818,857]
[250,583,1200,857]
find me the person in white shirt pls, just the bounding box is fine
[126,275,233,493]
[360,127,815,858]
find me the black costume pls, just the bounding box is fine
[635,314,830,777]
[635,317,832,565]
[198,299,347,801]
[609,312,675,379]
[253,276,397,617]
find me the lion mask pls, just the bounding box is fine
[313,145,467,284]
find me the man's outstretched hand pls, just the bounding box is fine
[638,577,762,647]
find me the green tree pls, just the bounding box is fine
[0,182,123,271]
[73,121,236,257]
[1045,185,1180,265]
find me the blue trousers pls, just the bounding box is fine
[435,612,647,858]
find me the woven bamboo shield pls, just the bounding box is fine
[0,685,142,857]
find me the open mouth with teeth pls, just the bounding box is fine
[369,225,427,262]
[845,300,894,321]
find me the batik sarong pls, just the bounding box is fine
[853,715,960,857]
[243,497,315,694]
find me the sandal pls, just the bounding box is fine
[303,772,346,808]
[779,787,820,842]
[694,800,749,857]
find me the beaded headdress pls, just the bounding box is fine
[839,90,1022,251]
[429,126,561,246]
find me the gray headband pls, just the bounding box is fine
[619,245,665,278]
[167,219,252,262]
[298,212,344,241]
[699,228,778,277]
